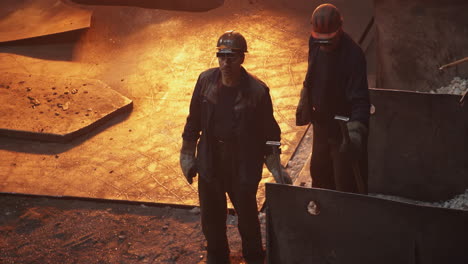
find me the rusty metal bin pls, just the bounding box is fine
[368,88,468,201]
[265,184,468,264]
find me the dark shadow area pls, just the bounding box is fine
[0,29,86,61]
[0,192,236,217]
[70,0,224,12]
[0,192,195,218]
[0,104,133,155]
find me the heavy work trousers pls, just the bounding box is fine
[310,122,368,193]
[198,141,264,263]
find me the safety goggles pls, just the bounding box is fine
[216,52,241,58]
[312,39,333,46]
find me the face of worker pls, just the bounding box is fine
[217,52,244,85]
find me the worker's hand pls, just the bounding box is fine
[180,140,197,184]
[340,121,368,156]
[265,153,292,185]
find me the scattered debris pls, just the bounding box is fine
[227,214,237,225]
[189,207,200,215]
[430,77,467,95]
[56,102,71,111]
[372,189,468,211]
[62,102,70,111]
[258,212,266,224]
[71,89,78,94]
[28,96,41,107]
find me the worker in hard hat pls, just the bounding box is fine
[180,30,284,264]
[296,4,371,193]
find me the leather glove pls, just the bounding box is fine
[265,153,293,185]
[340,121,368,156]
[180,140,197,184]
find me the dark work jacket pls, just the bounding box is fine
[296,32,370,127]
[182,67,281,186]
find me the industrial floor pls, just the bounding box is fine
[0,0,374,206]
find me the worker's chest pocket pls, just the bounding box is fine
[233,103,259,131]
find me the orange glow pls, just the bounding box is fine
[0,0,372,207]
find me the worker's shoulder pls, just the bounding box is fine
[244,70,269,93]
[198,68,219,81]
[342,32,365,57]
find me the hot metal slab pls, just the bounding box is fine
[0,0,92,43]
[0,72,133,142]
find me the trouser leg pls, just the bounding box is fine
[198,177,230,263]
[329,143,357,193]
[310,124,335,189]
[228,184,264,263]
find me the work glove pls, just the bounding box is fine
[180,140,197,184]
[339,121,368,156]
[265,153,293,185]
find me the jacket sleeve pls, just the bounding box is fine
[262,88,281,156]
[295,36,316,126]
[182,75,203,142]
[262,88,281,143]
[347,50,371,127]
[295,84,311,126]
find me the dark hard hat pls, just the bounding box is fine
[216,30,248,54]
[311,4,343,40]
